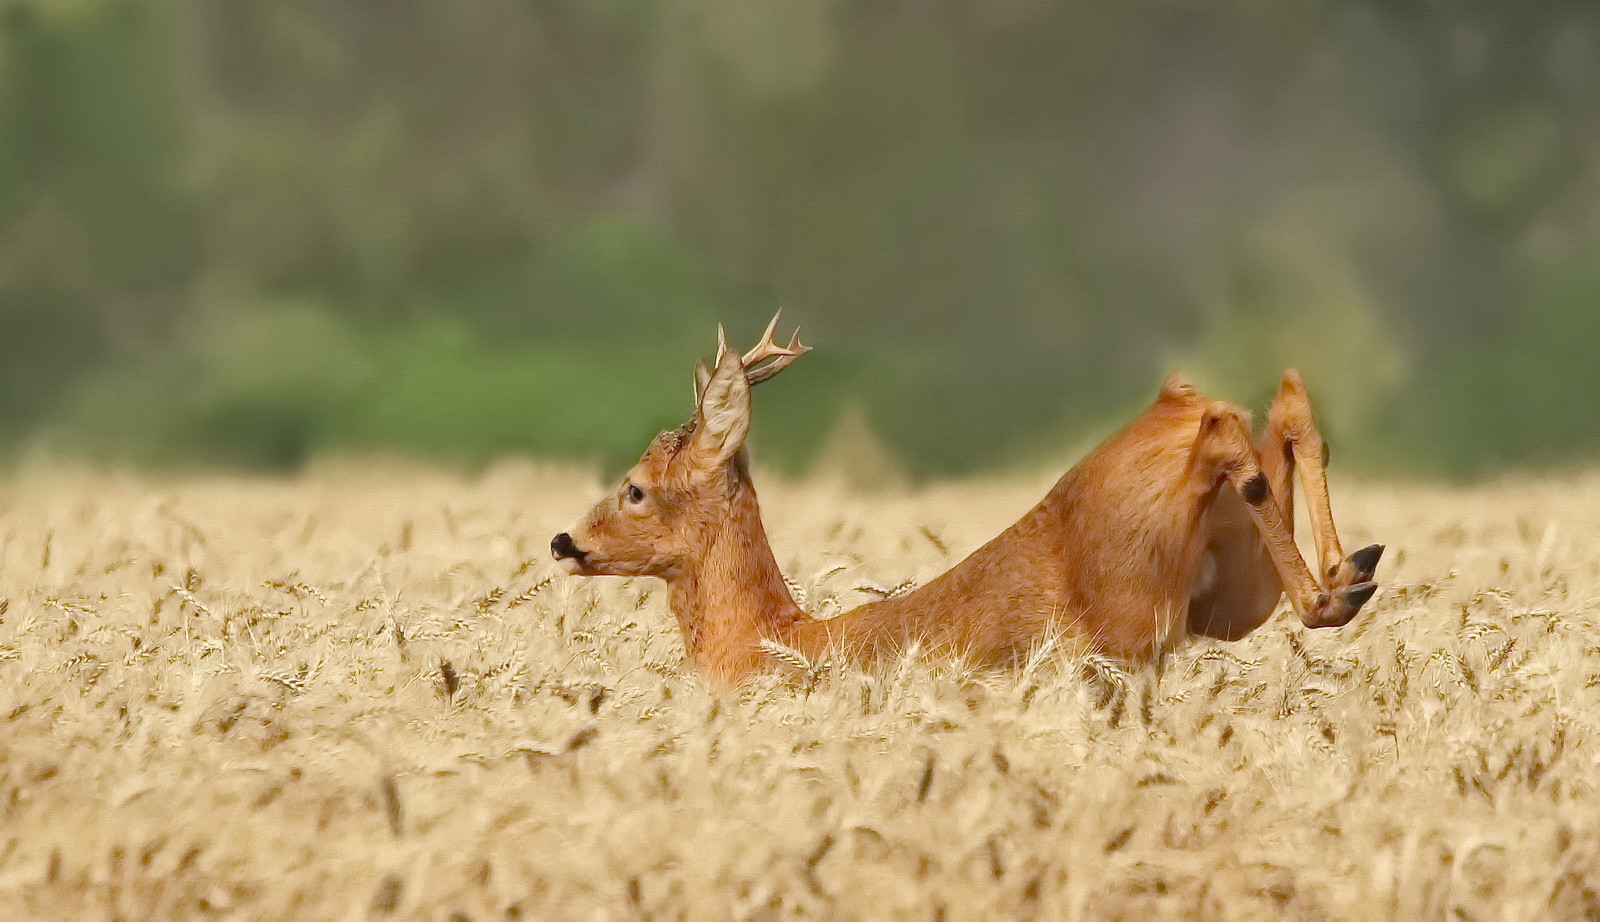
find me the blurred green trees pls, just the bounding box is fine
[1,0,1597,476]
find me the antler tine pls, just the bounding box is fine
[742,311,782,360]
[744,336,810,386]
[739,311,787,366]
[741,310,812,386]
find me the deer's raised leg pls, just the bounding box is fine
[1186,374,1302,636]
[1262,370,1384,616]
[1189,402,1374,629]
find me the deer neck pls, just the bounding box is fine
[665,479,809,682]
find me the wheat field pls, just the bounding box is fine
[0,460,1597,921]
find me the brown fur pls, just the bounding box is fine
[555,328,1383,687]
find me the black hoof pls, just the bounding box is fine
[1349,544,1385,581]
[1341,581,1378,611]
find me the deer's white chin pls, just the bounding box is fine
[557,556,589,575]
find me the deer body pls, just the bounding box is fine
[553,317,1383,686]
[840,384,1220,664]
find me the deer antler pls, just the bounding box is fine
[741,310,812,386]
[696,311,813,401]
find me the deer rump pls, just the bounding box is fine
[553,315,1384,686]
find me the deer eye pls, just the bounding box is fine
[625,484,646,504]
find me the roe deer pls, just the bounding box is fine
[551,315,1384,686]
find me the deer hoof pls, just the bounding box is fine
[1349,544,1385,582]
[1329,543,1385,588]
[1342,580,1378,610]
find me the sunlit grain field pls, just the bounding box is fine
[1,461,1598,921]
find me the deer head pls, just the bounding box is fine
[551,314,811,578]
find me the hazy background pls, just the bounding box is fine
[1,0,1597,478]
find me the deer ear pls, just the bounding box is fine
[692,360,711,404]
[688,344,750,476]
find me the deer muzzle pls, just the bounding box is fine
[551,532,589,572]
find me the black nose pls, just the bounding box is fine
[551,532,582,561]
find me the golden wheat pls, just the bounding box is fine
[0,459,1597,920]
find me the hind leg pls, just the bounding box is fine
[1187,386,1300,640]
[1264,370,1384,611]
[1187,402,1376,628]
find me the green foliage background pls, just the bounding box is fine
[2,0,1598,476]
